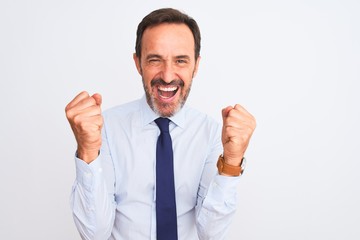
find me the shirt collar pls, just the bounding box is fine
[140,95,186,129]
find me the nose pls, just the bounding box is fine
[160,62,176,83]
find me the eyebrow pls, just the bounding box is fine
[145,54,191,60]
[146,54,162,60]
[175,55,191,60]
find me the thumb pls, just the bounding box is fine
[92,93,102,106]
[222,106,233,122]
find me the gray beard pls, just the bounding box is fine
[142,79,192,118]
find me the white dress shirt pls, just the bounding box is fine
[71,96,241,240]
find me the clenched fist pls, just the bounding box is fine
[221,104,256,166]
[65,91,103,163]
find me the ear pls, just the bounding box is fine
[192,56,201,78]
[133,53,142,75]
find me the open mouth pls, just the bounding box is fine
[158,86,179,99]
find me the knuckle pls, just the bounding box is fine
[227,109,236,118]
[66,111,77,122]
[65,109,72,119]
[234,104,242,109]
[95,105,102,113]
[72,114,82,125]
[88,97,96,105]
[65,104,74,116]
[224,126,232,135]
[81,91,89,96]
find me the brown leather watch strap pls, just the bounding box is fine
[217,155,243,176]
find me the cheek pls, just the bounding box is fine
[142,67,157,83]
[181,74,194,86]
[141,73,153,86]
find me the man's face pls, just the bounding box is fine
[134,23,200,117]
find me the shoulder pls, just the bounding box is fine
[179,105,222,149]
[103,99,140,118]
[183,105,221,132]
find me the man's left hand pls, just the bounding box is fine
[221,104,256,166]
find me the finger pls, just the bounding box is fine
[77,115,103,129]
[88,115,103,129]
[234,104,255,119]
[72,105,102,123]
[223,117,246,129]
[72,115,103,133]
[224,107,247,125]
[92,93,102,106]
[222,125,242,139]
[223,124,253,139]
[234,104,245,111]
[70,95,99,114]
[227,104,255,121]
[66,91,89,110]
[77,104,102,117]
[222,106,233,121]
[224,114,256,131]
[222,104,250,121]
[74,94,102,112]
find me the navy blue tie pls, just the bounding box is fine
[155,118,178,240]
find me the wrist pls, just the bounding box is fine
[77,148,100,164]
[222,154,244,166]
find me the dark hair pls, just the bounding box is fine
[135,8,201,60]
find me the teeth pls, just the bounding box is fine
[158,86,178,91]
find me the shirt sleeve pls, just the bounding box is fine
[70,126,116,239]
[196,174,241,239]
[195,123,242,240]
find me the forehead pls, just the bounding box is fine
[141,23,195,57]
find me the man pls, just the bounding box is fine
[65,8,256,240]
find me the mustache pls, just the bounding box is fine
[151,78,184,87]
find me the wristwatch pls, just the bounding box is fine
[217,154,246,176]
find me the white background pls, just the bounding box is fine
[1,0,359,239]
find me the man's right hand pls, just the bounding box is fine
[65,91,103,164]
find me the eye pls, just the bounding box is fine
[149,58,160,63]
[176,59,188,64]
[148,58,161,66]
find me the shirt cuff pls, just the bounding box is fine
[207,173,241,204]
[75,153,104,191]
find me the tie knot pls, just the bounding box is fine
[155,118,170,133]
